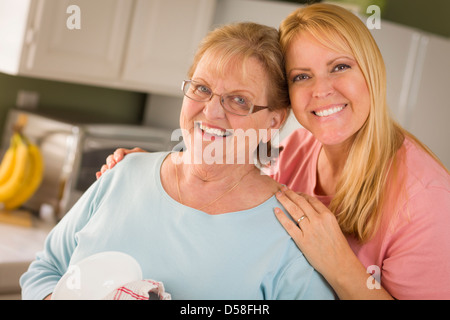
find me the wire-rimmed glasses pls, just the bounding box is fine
[181,80,270,116]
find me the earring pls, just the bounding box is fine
[271,119,276,127]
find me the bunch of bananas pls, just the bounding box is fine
[0,132,44,210]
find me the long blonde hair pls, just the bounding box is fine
[279,3,446,242]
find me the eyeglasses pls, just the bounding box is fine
[181,80,270,116]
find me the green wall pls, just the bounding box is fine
[383,0,449,38]
[281,0,450,38]
[0,73,146,136]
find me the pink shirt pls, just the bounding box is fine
[272,128,450,299]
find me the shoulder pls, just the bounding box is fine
[278,127,320,166]
[274,247,335,299]
[384,137,450,237]
[94,151,169,194]
[271,128,319,182]
[398,138,449,194]
[107,151,168,175]
[378,140,450,298]
[367,139,450,298]
[120,151,168,165]
[280,127,318,154]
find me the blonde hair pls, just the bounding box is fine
[280,3,447,242]
[188,22,290,113]
[188,22,291,164]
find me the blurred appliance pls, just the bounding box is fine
[1,109,176,220]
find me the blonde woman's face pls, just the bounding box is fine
[285,32,370,147]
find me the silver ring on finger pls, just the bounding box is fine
[297,214,307,227]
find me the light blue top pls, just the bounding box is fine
[20,152,334,300]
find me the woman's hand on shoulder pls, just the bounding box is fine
[274,186,393,299]
[274,186,349,277]
[96,147,147,179]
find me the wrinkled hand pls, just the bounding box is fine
[95,147,147,179]
[274,186,354,280]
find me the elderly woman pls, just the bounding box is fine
[20,22,334,300]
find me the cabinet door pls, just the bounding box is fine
[370,22,424,126]
[20,0,134,83]
[408,35,450,168]
[0,0,32,74]
[122,0,216,96]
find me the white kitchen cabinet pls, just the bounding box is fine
[407,34,450,168]
[372,24,450,168]
[122,0,217,95]
[0,0,134,84]
[0,0,30,74]
[0,0,216,95]
[369,22,424,126]
[23,0,134,83]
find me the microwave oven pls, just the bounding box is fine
[1,109,177,220]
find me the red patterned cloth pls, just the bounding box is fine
[103,279,171,300]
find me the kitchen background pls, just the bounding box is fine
[0,0,449,299]
[1,0,449,156]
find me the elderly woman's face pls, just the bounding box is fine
[285,32,370,147]
[180,53,279,164]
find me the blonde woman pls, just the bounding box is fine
[274,3,450,299]
[98,4,450,299]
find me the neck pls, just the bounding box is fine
[316,141,352,196]
[321,144,349,175]
[176,160,257,212]
[174,150,256,184]
[162,152,277,214]
[182,161,256,186]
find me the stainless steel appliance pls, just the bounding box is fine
[1,109,176,220]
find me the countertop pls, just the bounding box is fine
[0,220,52,264]
[0,218,54,299]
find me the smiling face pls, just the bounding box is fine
[180,51,283,164]
[285,32,371,147]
